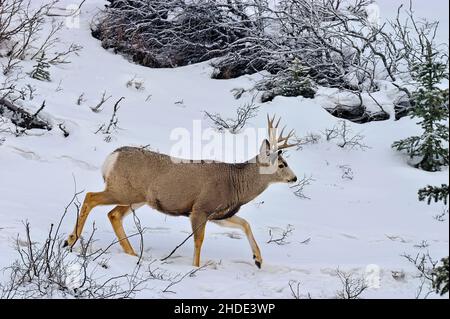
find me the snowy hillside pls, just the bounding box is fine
[0,0,448,299]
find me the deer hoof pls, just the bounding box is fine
[63,234,77,248]
[253,255,262,269]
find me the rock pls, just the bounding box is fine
[327,104,390,124]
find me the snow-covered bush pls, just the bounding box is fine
[92,0,262,68]
[0,0,78,78]
[211,0,391,91]
[0,0,79,134]
[93,0,439,122]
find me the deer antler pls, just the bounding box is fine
[267,114,298,151]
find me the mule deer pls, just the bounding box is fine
[64,115,298,268]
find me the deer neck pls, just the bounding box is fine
[230,160,273,205]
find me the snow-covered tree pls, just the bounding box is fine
[418,184,449,205]
[258,59,317,102]
[434,257,449,296]
[392,41,449,172]
[417,184,449,297]
[30,52,51,82]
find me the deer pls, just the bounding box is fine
[64,115,299,268]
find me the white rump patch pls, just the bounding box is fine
[102,152,119,181]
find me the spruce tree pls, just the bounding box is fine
[434,257,449,296]
[418,183,449,296]
[30,52,51,82]
[418,184,449,205]
[288,59,316,99]
[392,41,449,172]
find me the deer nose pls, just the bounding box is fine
[290,177,298,183]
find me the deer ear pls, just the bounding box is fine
[258,139,271,164]
[260,139,271,157]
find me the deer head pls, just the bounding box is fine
[257,115,298,183]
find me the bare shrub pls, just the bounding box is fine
[1,0,80,135]
[162,263,210,294]
[1,0,56,66]
[1,0,81,75]
[204,100,259,134]
[267,224,294,246]
[402,252,441,299]
[58,122,69,138]
[339,165,354,180]
[91,1,446,123]
[90,91,112,113]
[92,0,262,70]
[290,175,315,199]
[76,93,86,106]
[289,280,301,299]
[95,97,125,142]
[295,133,321,150]
[0,186,213,298]
[434,207,448,222]
[322,121,368,150]
[0,116,9,144]
[335,269,368,299]
[126,76,145,91]
[0,190,151,299]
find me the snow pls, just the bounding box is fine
[376,0,449,42]
[0,0,448,299]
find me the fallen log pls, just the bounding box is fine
[0,98,52,131]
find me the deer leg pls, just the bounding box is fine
[190,212,208,267]
[212,216,263,269]
[107,203,144,256]
[64,191,116,248]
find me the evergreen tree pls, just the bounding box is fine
[434,257,449,296]
[30,52,51,82]
[418,184,449,205]
[418,183,449,296]
[287,59,316,99]
[392,41,449,172]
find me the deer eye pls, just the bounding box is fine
[279,164,285,168]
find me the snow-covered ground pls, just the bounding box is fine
[0,0,448,299]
